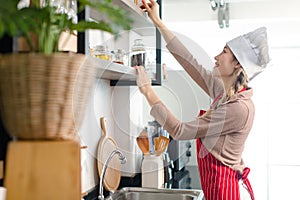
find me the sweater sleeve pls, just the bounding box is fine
[150,101,249,140]
[166,37,224,99]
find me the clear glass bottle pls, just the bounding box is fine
[113,49,125,65]
[92,45,111,61]
[131,39,146,67]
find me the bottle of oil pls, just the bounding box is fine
[92,45,111,61]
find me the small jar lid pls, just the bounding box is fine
[94,45,108,52]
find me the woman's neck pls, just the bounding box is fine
[221,76,235,93]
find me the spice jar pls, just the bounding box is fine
[131,39,146,67]
[92,45,111,61]
[112,49,125,65]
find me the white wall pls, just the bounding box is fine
[79,81,146,192]
[245,48,300,199]
[79,79,114,193]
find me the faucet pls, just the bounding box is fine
[98,149,126,200]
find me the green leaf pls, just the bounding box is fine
[0,20,4,39]
[71,21,114,33]
[5,17,17,36]
[0,0,19,12]
[78,0,132,31]
[0,0,133,52]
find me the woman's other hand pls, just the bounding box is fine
[135,66,160,106]
[135,66,151,94]
[141,0,175,44]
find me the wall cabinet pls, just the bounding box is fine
[78,0,162,86]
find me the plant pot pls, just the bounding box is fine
[0,52,96,140]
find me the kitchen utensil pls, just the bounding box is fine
[154,137,160,151]
[136,136,150,155]
[155,135,169,156]
[147,123,156,155]
[97,117,121,192]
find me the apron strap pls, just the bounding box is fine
[239,167,255,200]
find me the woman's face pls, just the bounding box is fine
[213,45,240,77]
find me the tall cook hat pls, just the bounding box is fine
[227,27,270,80]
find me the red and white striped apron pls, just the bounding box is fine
[197,108,255,200]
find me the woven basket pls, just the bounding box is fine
[0,53,96,140]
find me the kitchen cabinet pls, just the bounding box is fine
[78,0,162,86]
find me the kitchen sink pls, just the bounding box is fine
[106,187,204,200]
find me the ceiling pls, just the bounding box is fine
[162,0,300,22]
[159,0,300,71]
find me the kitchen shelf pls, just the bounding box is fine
[89,57,156,81]
[89,0,154,36]
[91,57,137,80]
[79,0,162,86]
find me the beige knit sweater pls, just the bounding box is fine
[150,37,255,173]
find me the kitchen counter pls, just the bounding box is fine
[83,165,202,200]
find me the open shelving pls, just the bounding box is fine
[79,0,162,86]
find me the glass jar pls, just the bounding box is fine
[131,39,146,67]
[112,49,125,65]
[92,45,111,61]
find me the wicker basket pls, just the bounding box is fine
[0,53,96,140]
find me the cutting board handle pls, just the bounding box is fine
[100,117,107,136]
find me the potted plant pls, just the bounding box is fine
[0,0,133,139]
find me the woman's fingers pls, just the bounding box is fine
[149,0,157,5]
[135,66,151,89]
[142,0,152,13]
[142,0,158,14]
[135,65,145,74]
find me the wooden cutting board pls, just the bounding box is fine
[97,117,121,192]
[4,140,81,200]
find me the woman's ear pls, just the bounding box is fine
[234,61,241,69]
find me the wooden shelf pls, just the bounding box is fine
[82,0,161,85]
[87,57,137,80]
[87,56,157,82]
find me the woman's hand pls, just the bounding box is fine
[141,0,175,44]
[135,66,160,106]
[141,0,162,26]
[135,66,151,94]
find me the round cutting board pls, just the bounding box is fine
[97,117,121,192]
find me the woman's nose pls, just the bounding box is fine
[214,55,218,61]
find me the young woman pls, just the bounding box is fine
[136,0,270,199]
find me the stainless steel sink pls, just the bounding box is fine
[106,187,204,200]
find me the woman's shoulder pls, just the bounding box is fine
[223,98,254,120]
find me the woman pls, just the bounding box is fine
[136,0,270,199]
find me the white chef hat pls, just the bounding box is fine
[227,27,270,80]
